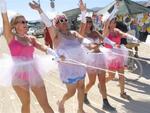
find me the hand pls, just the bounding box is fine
[115,0,120,9]
[0,0,7,13]
[29,1,42,13]
[79,0,86,12]
[59,55,65,61]
[114,44,120,48]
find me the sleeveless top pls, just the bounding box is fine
[8,36,34,60]
[105,31,121,48]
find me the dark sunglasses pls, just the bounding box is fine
[17,20,28,24]
[56,18,68,24]
[87,20,92,23]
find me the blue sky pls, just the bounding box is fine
[0,0,146,27]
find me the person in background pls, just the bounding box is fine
[130,18,140,57]
[44,27,53,48]
[139,13,149,42]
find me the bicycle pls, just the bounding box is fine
[124,43,143,81]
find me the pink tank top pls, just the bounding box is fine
[105,32,121,48]
[8,37,34,59]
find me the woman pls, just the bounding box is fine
[103,17,131,100]
[81,16,116,111]
[0,0,57,113]
[29,0,87,113]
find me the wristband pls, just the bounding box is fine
[47,48,59,58]
[81,10,87,24]
[0,0,7,13]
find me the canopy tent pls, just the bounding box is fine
[146,0,150,7]
[97,0,150,16]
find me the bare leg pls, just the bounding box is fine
[98,71,116,111]
[98,71,107,99]
[31,84,54,113]
[105,71,115,82]
[77,80,85,113]
[84,71,96,94]
[58,83,77,113]
[118,69,125,94]
[13,85,30,113]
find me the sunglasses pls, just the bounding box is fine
[87,20,92,23]
[17,20,28,24]
[56,18,68,24]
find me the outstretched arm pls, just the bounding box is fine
[78,0,87,36]
[0,0,13,43]
[29,1,57,40]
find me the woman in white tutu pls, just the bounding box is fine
[29,0,87,113]
[81,16,116,111]
[0,0,59,112]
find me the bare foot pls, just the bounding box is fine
[57,101,65,113]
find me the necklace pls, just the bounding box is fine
[60,31,75,40]
[15,34,30,45]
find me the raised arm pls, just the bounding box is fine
[78,0,87,36]
[0,0,13,43]
[29,1,57,40]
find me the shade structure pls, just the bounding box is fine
[97,0,150,16]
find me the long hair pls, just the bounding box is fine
[10,14,24,30]
[86,17,94,31]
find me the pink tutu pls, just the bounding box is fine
[101,46,127,70]
[0,54,57,87]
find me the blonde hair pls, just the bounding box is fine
[10,14,24,30]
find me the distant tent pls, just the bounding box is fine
[146,0,150,8]
[97,0,150,16]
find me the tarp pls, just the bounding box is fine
[97,0,150,16]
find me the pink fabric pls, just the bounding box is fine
[9,37,34,59]
[8,37,35,81]
[104,32,124,70]
[105,32,121,48]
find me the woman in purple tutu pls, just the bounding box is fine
[29,0,88,113]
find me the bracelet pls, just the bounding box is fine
[81,10,87,24]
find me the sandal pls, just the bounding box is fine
[120,92,132,100]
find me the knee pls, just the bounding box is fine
[119,75,125,79]
[108,75,115,80]
[67,89,76,97]
[98,74,105,81]
[88,80,96,86]
[77,81,85,90]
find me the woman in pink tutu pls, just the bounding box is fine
[103,17,131,100]
[0,0,58,112]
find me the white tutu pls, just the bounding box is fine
[84,49,106,73]
[0,53,57,87]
